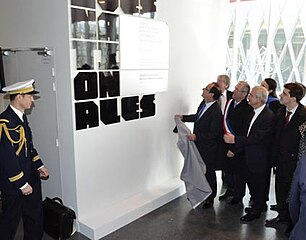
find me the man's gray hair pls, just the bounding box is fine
[253,86,269,104]
[238,81,250,95]
[218,74,231,89]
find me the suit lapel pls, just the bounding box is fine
[197,102,216,122]
[248,107,267,134]
[286,104,304,128]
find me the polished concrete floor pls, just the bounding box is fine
[14,172,288,240]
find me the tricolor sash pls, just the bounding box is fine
[223,99,236,135]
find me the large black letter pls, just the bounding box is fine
[100,98,120,125]
[121,96,139,121]
[74,72,98,100]
[75,101,99,130]
[99,71,120,98]
[140,94,155,118]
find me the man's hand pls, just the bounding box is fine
[38,166,49,180]
[21,184,33,196]
[175,114,183,119]
[224,133,235,144]
[187,134,196,141]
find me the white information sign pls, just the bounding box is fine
[119,15,169,95]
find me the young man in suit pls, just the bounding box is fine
[222,81,253,204]
[178,82,223,208]
[266,83,306,230]
[0,79,49,239]
[224,86,275,221]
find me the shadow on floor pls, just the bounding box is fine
[13,172,288,240]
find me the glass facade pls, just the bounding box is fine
[226,0,306,89]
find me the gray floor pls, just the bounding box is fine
[14,172,288,240]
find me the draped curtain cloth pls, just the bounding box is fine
[175,116,212,208]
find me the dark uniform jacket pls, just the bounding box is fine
[0,106,43,195]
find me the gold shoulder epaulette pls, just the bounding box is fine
[0,121,27,156]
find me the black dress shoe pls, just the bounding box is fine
[270,204,278,211]
[240,212,261,222]
[229,198,242,205]
[202,200,213,209]
[265,216,288,226]
[219,191,233,201]
[245,205,267,213]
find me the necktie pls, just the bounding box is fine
[284,111,292,126]
[232,101,237,109]
[196,104,206,121]
[23,114,28,124]
[22,114,29,130]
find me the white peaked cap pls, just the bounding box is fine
[2,79,39,95]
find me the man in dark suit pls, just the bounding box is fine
[216,74,233,198]
[266,83,306,229]
[221,81,253,204]
[217,74,233,114]
[177,82,223,208]
[0,79,49,239]
[224,86,274,221]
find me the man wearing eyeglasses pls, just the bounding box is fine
[221,81,253,204]
[177,82,223,209]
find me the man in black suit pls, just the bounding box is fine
[221,81,253,204]
[217,74,233,114]
[224,86,274,221]
[216,74,233,198]
[178,82,223,208]
[266,83,306,228]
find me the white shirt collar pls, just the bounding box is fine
[254,104,265,115]
[206,101,216,108]
[10,105,24,121]
[287,104,298,116]
[247,104,265,136]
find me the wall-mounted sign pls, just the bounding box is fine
[119,15,169,96]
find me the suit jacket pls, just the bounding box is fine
[224,99,253,161]
[289,153,306,240]
[183,101,223,167]
[0,106,43,195]
[273,104,306,179]
[235,106,274,173]
[226,90,233,100]
[226,99,253,136]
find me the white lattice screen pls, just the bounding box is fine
[227,0,306,91]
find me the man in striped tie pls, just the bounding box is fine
[265,83,306,236]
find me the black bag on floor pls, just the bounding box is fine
[43,197,76,240]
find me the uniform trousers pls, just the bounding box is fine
[0,181,43,240]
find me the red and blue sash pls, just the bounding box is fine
[222,99,236,135]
